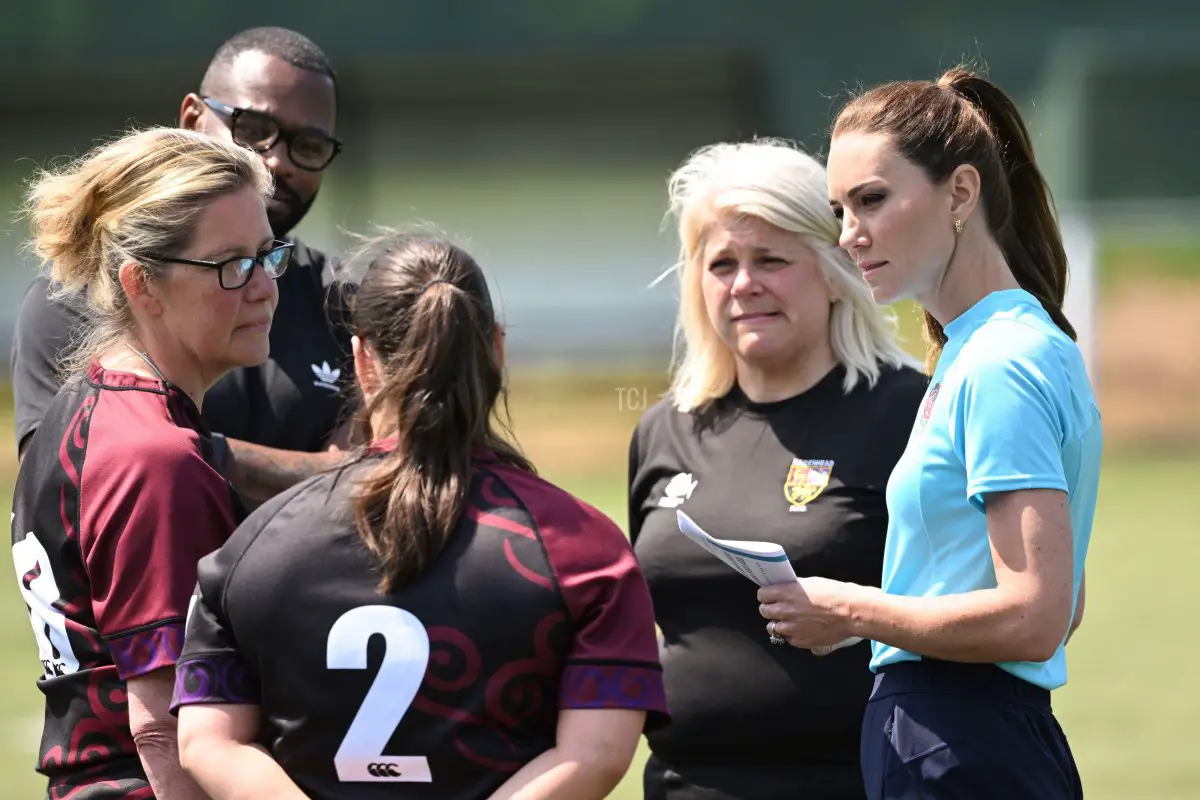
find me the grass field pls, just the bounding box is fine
[1,366,1198,797]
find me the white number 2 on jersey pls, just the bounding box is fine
[11,530,80,677]
[327,605,432,783]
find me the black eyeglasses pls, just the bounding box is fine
[148,241,294,290]
[202,97,342,172]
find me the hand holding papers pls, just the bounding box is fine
[676,510,863,654]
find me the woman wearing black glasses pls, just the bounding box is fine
[10,125,283,800]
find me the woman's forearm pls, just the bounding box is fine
[486,747,629,800]
[847,583,1071,664]
[127,671,208,800]
[130,727,210,800]
[181,740,309,800]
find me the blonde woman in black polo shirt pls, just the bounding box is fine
[628,139,927,799]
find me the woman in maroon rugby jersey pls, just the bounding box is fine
[11,126,286,799]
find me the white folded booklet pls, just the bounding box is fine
[675,509,798,587]
[675,510,863,653]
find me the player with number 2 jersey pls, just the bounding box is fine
[173,444,668,798]
[171,232,669,799]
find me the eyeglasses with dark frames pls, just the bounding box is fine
[147,241,294,290]
[202,97,342,172]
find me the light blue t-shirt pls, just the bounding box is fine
[872,288,1102,690]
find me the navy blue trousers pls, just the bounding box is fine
[861,660,1084,799]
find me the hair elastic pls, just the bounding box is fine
[418,278,454,296]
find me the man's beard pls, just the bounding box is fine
[268,177,318,239]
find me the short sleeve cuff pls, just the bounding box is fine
[170,655,261,715]
[967,474,1069,510]
[106,622,185,681]
[560,661,671,731]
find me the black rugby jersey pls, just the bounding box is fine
[10,363,245,799]
[11,235,354,456]
[628,363,927,798]
[171,444,670,799]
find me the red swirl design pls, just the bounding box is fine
[479,473,521,509]
[50,768,153,800]
[424,626,483,693]
[41,670,136,783]
[467,507,535,540]
[484,612,565,728]
[504,539,554,589]
[412,626,489,728]
[58,393,94,490]
[411,614,567,772]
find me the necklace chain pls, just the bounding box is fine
[123,341,168,383]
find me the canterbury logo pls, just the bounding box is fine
[368,763,403,778]
[311,361,341,391]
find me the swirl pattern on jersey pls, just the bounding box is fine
[424,625,484,694]
[173,655,260,706]
[42,669,149,799]
[561,662,668,711]
[466,472,556,591]
[414,611,566,772]
[50,768,154,800]
[484,612,566,729]
[105,622,185,680]
[412,469,568,774]
[57,393,94,536]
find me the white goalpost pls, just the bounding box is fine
[1031,28,1200,382]
[1059,212,1097,378]
[1029,33,1101,379]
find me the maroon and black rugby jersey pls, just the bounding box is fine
[171,444,670,799]
[10,362,245,799]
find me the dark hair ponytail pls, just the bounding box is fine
[834,65,1075,370]
[939,68,1076,338]
[347,233,533,592]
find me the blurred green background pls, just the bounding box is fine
[3,1,1200,796]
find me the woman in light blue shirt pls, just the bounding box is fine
[758,65,1100,799]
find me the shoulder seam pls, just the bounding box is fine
[475,465,574,624]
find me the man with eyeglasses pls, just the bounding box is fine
[11,27,355,505]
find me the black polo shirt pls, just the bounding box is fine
[628,362,928,798]
[10,235,355,455]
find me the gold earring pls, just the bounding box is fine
[954,219,963,235]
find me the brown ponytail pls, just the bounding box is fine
[833,65,1075,370]
[347,232,534,593]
